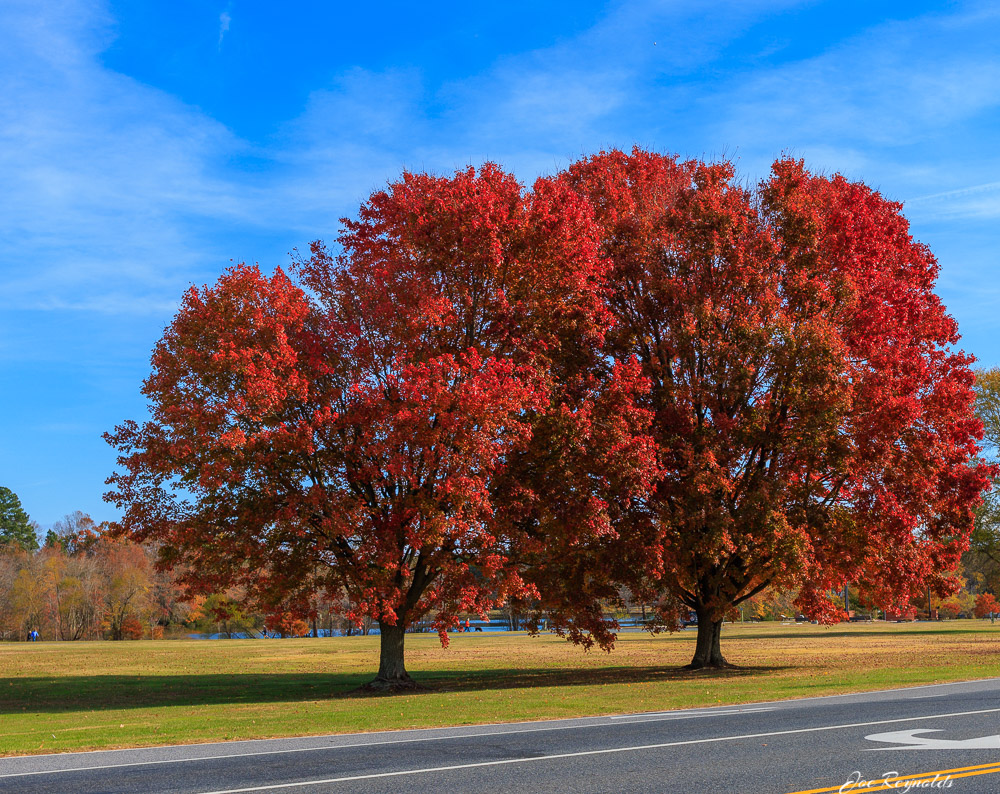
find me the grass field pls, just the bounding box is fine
[2,620,999,756]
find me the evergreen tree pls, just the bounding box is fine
[0,486,39,551]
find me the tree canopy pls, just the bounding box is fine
[105,164,654,686]
[562,150,992,666]
[0,486,38,551]
[106,151,991,678]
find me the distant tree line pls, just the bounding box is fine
[0,510,171,641]
[0,502,533,641]
[2,500,998,641]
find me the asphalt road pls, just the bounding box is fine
[4,678,1000,793]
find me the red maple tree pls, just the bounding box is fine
[562,148,992,667]
[974,592,999,619]
[105,164,644,686]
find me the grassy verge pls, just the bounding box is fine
[2,620,999,756]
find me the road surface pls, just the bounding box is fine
[4,678,1000,792]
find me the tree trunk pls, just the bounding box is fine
[366,622,417,690]
[687,608,729,669]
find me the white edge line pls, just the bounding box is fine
[192,707,1000,794]
[0,708,773,779]
[608,706,773,719]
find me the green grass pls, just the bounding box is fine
[2,620,1000,756]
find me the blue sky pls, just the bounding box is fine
[2,0,999,527]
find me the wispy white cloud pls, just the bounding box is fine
[907,181,1000,203]
[272,0,809,190]
[28,294,183,315]
[218,8,231,49]
[3,0,998,322]
[0,0,827,324]
[701,4,1000,193]
[0,1,275,316]
[904,181,1000,221]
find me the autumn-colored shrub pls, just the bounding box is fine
[974,592,999,618]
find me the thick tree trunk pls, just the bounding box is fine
[365,622,418,690]
[686,609,729,669]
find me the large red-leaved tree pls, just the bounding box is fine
[105,164,650,687]
[562,149,992,668]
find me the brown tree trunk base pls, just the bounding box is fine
[682,657,735,671]
[686,614,730,669]
[356,620,424,693]
[358,675,424,693]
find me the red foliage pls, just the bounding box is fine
[939,599,962,619]
[264,611,309,638]
[119,615,144,640]
[974,592,999,618]
[104,164,651,681]
[561,148,993,665]
[884,606,917,621]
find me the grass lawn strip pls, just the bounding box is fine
[1,620,998,756]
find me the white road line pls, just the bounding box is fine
[0,708,770,780]
[608,706,773,719]
[730,677,1000,706]
[194,707,1000,794]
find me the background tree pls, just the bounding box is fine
[0,486,38,551]
[974,592,999,620]
[563,149,992,668]
[185,590,264,638]
[741,587,800,621]
[35,545,102,641]
[0,514,187,641]
[963,368,1000,591]
[0,548,25,639]
[8,557,47,638]
[45,511,98,553]
[94,537,153,640]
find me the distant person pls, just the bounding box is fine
[464,618,471,632]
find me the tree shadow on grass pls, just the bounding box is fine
[729,626,999,641]
[0,663,787,712]
[346,663,784,698]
